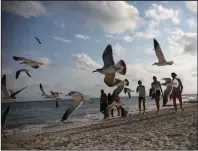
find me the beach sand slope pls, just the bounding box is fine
[1,103,197,150]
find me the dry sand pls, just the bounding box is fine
[1,103,197,150]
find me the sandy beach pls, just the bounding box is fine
[2,102,197,150]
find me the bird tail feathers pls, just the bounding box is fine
[115,60,126,75]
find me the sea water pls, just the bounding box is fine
[1,94,197,138]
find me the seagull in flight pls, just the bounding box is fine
[39,83,61,108]
[124,87,134,99]
[1,74,27,100]
[13,56,44,69]
[16,69,31,79]
[35,37,41,44]
[152,39,174,66]
[1,105,10,138]
[92,44,127,87]
[161,78,175,106]
[61,91,90,122]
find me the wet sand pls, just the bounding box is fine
[1,103,197,150]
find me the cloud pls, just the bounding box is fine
[53,36,71,43]
[2,1,46,18]
[135,27,161,39]
[72,53,101,69]
[54,19,65,28]
[105,35,119,40]
[186,18,197,29]
[37,57,55,67]
[168,28,197,55]
[75,34,90,40]
[113,44,126,58]
[145,4,180,27]
[45,1,139,34]
[123,35,134,42]
[185,1,197,13]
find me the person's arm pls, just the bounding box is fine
[177,78,183,93]
[136,86,139,93]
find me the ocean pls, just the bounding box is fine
[1,94,197,138]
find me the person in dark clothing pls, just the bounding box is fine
[151,76,163,114]
[136,80,146,115]
[108,93,113,105]
[100,89,108,117]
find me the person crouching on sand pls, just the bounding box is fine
[136,80,146,115]
[171,72,184,112]
[151,76,163,114]
[100,89,108,118]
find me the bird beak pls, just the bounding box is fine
[92,70,96,73]
[152,63,155,66]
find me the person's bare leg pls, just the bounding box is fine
[143,98,146,115]
[138,97,141,114]
[178,94,184,111]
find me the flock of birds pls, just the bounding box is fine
[1,37,176,138]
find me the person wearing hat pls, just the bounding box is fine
[136,80,146,115]
[100,89,108,118]
[151,76,163,114]
[171,72,184,112]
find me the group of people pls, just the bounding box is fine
[100,90,127,119]
[100,72,184,118]
[137,72,184,115]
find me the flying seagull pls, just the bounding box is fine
[152,39,174,66]
[161,78,175,106]
[39,84,61,108]
[13,56,44,69]
[1,105,10,138]
[124,88,134,99]
[16,69,31,79]
[92,44,127,87]
[35,37,41,44]
[2,74,27,100]
[61,91,90,122]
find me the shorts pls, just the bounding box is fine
[153,90,161,101]
[171,92,182,104]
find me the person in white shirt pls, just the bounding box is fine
[151,76,163,114]
[136,80,146,115]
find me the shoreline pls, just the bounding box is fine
[2,102,197,150]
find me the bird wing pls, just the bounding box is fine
[13,56,26,62]
[13,56,44,65]
[112,85,124,102]
[153,39,166,62]
[162,78,172,83]
[40,83,46,96]
[15,69,23,79]
[35,37,41,44]
[1,74,10,98]
[50,91,55,96]
[124,88,132,98]
[61,97,83,122]
[10,86,27,98]
[102,45,115,67]
[1,105,10,129]
[163,86,173,106]
[8,89,15,94]
[67,91,80,96]
[25,70,31,78]
[104,73,116,87]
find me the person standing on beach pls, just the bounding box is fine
[100,89,108,117]
[151,76,163,114]
[171,72,184,112]
[136,80,146,115]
